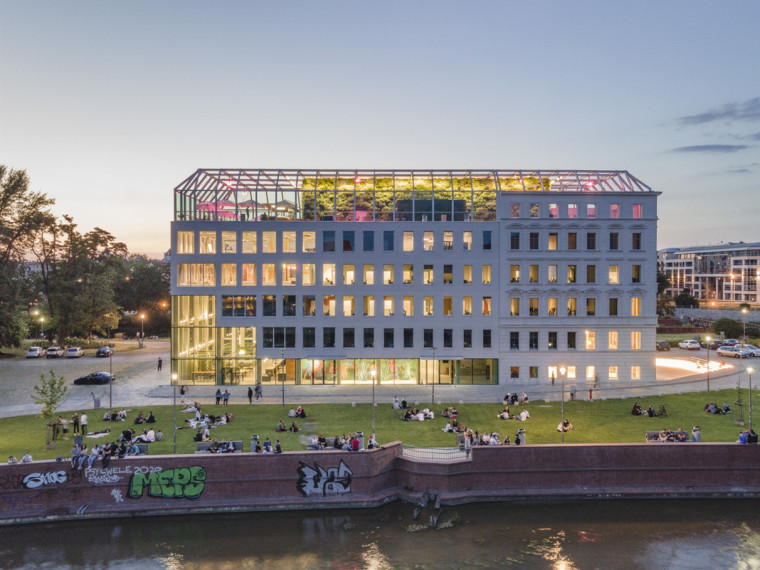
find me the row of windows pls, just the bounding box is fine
[511,365,642,381]
[509,297,642,317]
[176,229,492,255]
[510,263,642,285]
[509,330,642,351]
[178,262,494,287]
[222,295,493,317]
[508,202,643,220]
[261,327,492,349]
[508,231,643,252]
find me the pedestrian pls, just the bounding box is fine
[157,357,163,371]
[215,389,222,406]
[223,390,230,406]
[72,412,80,435]
[247,387,253,404]
[255,384,262,400]
[80,412,88,435]
[274,439,282,454]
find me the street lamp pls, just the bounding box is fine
[560,366,567,443]
[706,335,711,392]
[748,367,754,432]
[139,313,145,347]
[371,368,376,443]
[742,308,748,349]
[172,373,178,454]
[33,310,38,339]
[280,348,285,408]
[40,317,44,342]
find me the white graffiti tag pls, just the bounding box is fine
[22,470,68,489]
[86,465,161,484]
[297,460,352,497]
[111,489,124,503]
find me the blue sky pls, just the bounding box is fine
[1,1,758,257]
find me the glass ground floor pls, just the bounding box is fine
[170,357,496,386]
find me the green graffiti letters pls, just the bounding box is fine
[128,466,206,499]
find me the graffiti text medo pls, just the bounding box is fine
[127,466,206,499]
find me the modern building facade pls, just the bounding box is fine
[170,169,659,388]
[659,242,760,305]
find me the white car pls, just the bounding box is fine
[716,345,748,359]
[742,345,760,357]
[678,340,701,350]
[65,347,84,358]
[26,346,44,358]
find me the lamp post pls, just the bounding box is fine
[560,366,566,443]
[172,373,178,454]
[749,367,754,432]
[431,346,437,406]
[371,368,376,442]
[40,317,44,342]
[705,335,711,392]
[280,348,285,408]
[730,273,736,304]
[742,308,748,349]
[33,310,38,339]
[139,313,145,347]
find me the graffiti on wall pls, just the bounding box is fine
[297,460,353,497]
[85,465,162,484]
[21,470,68,489]
[127,466,207,499]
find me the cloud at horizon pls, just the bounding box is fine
[677,97,760,126]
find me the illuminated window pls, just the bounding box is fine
[363,264,374,285]
[443,265,453,284]
[510,265,520,283]
[609,265,619,284]
[323,295,336,317]
[424,265,434,284]
[529,298,538,316]
[631,331,641,350]
[242,263,256,286]
[549,203,558,218]
[586,298,596,316]
[323,263,336,285]
[302,231,316,253]
[282,263,297,286]
[242,231,256,253]
[403,231,414,251]
[282,231,296,253]
[463,265,472,284]
[529,265,539,283]
[403,264,414,284]
[463,231,472,251]
[383,296,394,316]
[262,231,276,253]
[608,366,619,380]
[609,331,618,350]
[548,298,557,316]
[363,296,374,316]
[633,204,642,218]
[262,264,276,286]
[586,365,596,381]
[482,265,491,285]
[463,296,472,315]
[568,204,578,218]
[585,331,596,350]
[403,296,414,316]
[567,265,577,283]
[303,296,316,316]
[587,204,596,218]
[510,298,520,316]
[548,233,558,250]
[302,264,315,286]
[631,365,641,380]
[610,204,620,218]
[343,296,355,317]
[221,231,236,254]
[221,264,236,286]
[383,265,394,285]
[631,297,641,316]
[424,296,434,316]
[424,231,434,251]
[567,298,577,316]
[177,231,194,254]
[199,231,216,254]
[548,265,557,283]
[343,264,355,285]
[443,296,452,316]
[482,296,492,316]
[567,366,577,380]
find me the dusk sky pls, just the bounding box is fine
[1,1,758,257]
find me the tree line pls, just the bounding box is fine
[0,165,169,349]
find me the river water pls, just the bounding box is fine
[0,499,758,569]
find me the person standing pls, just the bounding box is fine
[247,387,253,404]
[223,390,230,406]
[80,412,88,435]
[72,412,80,435]
[255,384,262,400]
[157,357,163,371]
[215,389,222,406]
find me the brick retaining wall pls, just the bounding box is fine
[1,442,759,525]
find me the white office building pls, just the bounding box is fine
[170,169,658,388]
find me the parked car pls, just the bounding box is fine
[95,346,113,357]
[26,346,45,358]
[655,340,670,352]
[741,344,760,357]
[678,340,701,350]
[716,345,749,358]
[701,339,725,350]
[73,371,115,385]
[66,347,84,358]
[46,346,64,358]
[722,339,740,346]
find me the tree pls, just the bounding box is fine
[674,291,699,308]
[712,318,743,339]
[30,369,69,447]
[657,271,670,296]
[0,166,55,348]
[657,294,675,317]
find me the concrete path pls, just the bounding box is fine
[0,341,754,418]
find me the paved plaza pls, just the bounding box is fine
[0,340,752,418]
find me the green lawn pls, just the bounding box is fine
[2,388,754,460]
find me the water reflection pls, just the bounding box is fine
[0,500,758,569]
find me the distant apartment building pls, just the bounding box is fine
[170,169,659,388]
[658,242,760,304]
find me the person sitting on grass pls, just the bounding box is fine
[631,403,642,416]
[518,408,530,422]
[498,406,510,420]
[289,421,299,433]
[296,405,306,418]
[146,411,156,423]
[442,422,454,433]
[275,420,286,432]
[557,419,573,432]
[402,409,413,421]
